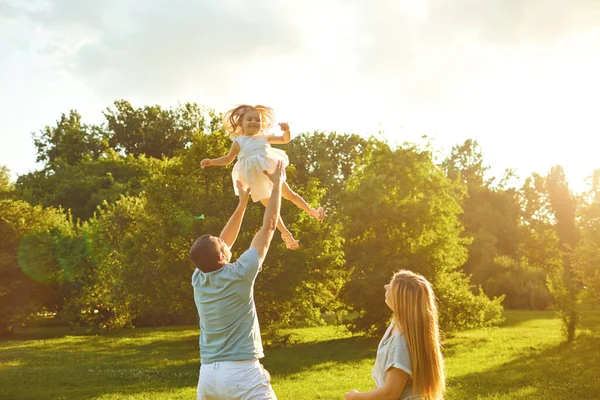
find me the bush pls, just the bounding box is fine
[485,256,552,310]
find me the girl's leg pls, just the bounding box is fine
[282,182,326,221]
[259,198,299,250]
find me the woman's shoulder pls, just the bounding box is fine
[389,333,412,374]
[392,332,409,349]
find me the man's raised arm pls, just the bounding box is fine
[219,181,250,248]
[250,161,285,263]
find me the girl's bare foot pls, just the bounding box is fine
[281,231,300,250]
[308,206,326,222]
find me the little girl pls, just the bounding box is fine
[201,104,325,250]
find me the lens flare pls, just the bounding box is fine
[17,234,54,283]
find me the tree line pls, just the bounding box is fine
[1,100,598,342]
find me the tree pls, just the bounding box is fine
[343,141,503,335]
[573,169,600,305]
[104,100,220,159]
[32,111,108,170]
[520,167,581,341]
[0,199,75,335]
[15,152,152,221]
[442,140,524,301]
[0,166,13,200]
[286,132,372,207]
[443,139,490,188]
[545,166,580,341]
[518,173,563,270]
[79,128,347,330]
[485,256,551,310]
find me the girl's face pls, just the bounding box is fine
[384,281,393,310]
[241,109,262,135]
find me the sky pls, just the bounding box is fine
[1,0,599,192]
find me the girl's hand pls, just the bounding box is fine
[278,122,290,132]
[344,390,359,399]
[201,158,212,168]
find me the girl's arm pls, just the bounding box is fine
[345,368,410,400]
[201,141,240,168]
[268,122,291,145]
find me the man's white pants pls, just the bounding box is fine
[197,359,277,400]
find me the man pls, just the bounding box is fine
[189,161,285,399]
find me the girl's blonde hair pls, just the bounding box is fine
[222,104,275,137]
[390,270,445,400]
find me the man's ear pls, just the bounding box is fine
[219,252,228,264]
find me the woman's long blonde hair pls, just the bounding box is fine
[222,104,275,137]
[390,270,445,399]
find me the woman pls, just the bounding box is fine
[345,270,445,399]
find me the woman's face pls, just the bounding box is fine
[384,281,393,310]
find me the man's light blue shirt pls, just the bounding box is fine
[192,248,264,364]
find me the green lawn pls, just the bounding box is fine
[1,310,598,399]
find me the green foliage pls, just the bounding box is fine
[434,270,505,330]
[573,241,600,305]
[286,132,372,206]
[485,256,551,310]
[544,166,581,342]
[16,153,151,221]
[0,166,11,190]
[573,169,600,305]
[443,139,491,188]
[32,110,109,170]
[11,101,597,341]
[547,267,581,341]
[341,141,502,334]
[191,131,349,327]
[0,199,75,335]
[518,169,583,341]
[0,166,13,201]
[104,100,220,159]
[84,195,155,329]
[180,130,349,327]
[73,128,347,330]
[442,140,521,297]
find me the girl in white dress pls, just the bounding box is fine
[201,104,325,250]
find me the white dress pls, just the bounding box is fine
[231,131,289,202]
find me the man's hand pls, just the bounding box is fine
[263,160,286,185]
[278,122,290,132]
[200,158,212,168]
[236,180,250,203]
[344,390,359,399]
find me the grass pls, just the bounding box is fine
[0,310,599,399]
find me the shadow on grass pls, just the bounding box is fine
[263,336,380,378]
[448,333,600,399]
[443,336,490,359]
[0,327,201,400]
[499,309,600,330]
[498,310,557,328]
[0,326,93,342]
[1,325,378,399]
